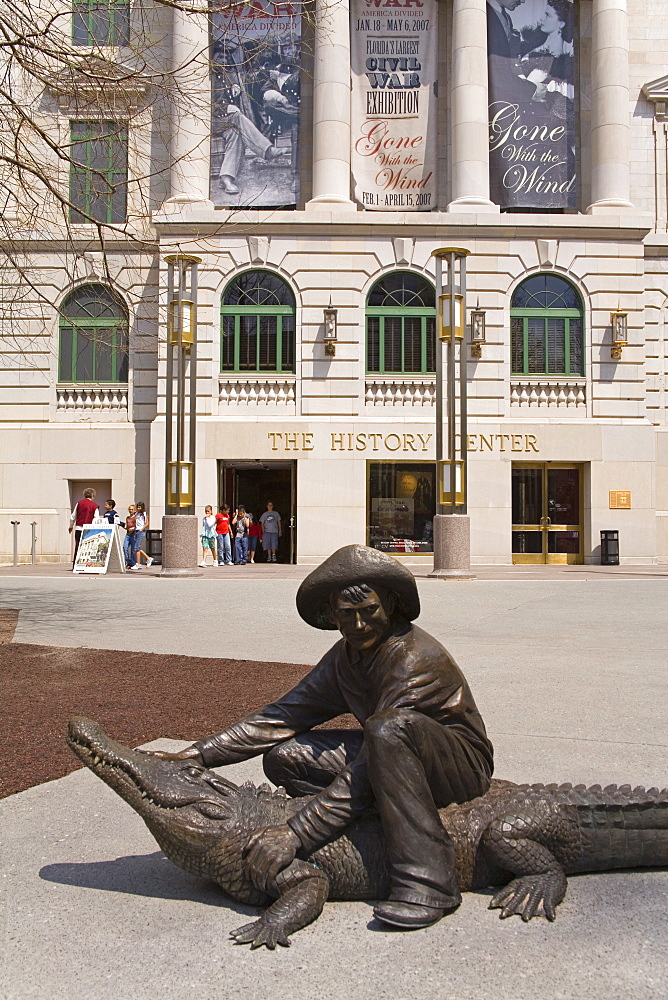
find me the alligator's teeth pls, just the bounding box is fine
[141,791,147,798]
[93,756,101,765]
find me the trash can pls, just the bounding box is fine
[146,529,162,566]
[600,530,619,566]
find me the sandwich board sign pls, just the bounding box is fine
[73,522,125,574]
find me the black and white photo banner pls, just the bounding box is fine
[487,0,576,210]
[211,2,301,208]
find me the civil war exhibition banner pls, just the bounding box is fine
[210,2,301,208]
[487,0,576,210]
[351,0,438,211]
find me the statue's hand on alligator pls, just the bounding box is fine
[244,824,301,892]
[67,718,668,949]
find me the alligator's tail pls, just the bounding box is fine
[555,783,668,873]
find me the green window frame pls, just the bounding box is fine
[511,274,584,377]
[72,0,129,46]
[221,271,296,374]
[366,272,436,375]
[69,120,128,224]
[59,284,129,383]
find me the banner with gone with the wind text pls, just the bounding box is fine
[351,0,438,211]
[487,0,576,210]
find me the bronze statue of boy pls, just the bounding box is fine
[145,544,493,929]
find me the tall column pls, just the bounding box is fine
[447,0,497,212]
[587,0,633,213]
[164,0,213,210]
[307,0,355,208]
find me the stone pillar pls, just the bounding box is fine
[160,515,203,578]
[587,0,634,213]
[447,0,497,212]
[164,1,213,211]
[307,0,355,208]
[429,514,475,580]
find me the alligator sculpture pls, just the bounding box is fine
[67,717,668,949]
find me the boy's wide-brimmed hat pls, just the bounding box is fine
[296,544,420,630]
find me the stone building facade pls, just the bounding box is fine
[2,0,668,565]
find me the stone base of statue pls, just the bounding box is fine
[160,515,203,578]
[429,514,476,580]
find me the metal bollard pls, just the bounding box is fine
[30,521,37,565]
[10,520,20,566]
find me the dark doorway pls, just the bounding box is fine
[218,461,296,563]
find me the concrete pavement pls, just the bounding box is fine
[1,569,667,999]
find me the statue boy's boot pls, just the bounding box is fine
[364,708,473,928]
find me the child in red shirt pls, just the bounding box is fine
[215,505,232,565]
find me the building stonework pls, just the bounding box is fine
[1,0,667,566]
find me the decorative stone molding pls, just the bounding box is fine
[510,380,586,407]
[48,58,150,114]
[642,74,668,231]
[392,238,414,266]
[219,378,296,405]
[56,385,128,410]
[247,236,270,265]
[536,239,558,268]
[365,378,436,406]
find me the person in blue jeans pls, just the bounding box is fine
[232,506,250,565]
[215,505,233,565]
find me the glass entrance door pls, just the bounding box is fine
[218,461,297,563]
[512,464,583,564]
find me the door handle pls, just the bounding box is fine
[289,517,295,529]
[539,516,552,528]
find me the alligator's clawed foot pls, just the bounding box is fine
[230,918,291,950]
[489,871,567,922]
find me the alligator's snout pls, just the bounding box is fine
[67,717,239,825]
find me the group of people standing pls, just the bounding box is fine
[69,488,153,570]
[200,501,282,567]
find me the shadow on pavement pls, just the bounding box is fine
[39,851,256,916]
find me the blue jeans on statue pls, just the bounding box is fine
[217,533,232,565]
[235,536,248,564]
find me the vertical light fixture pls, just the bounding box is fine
[323,300,338,356]
[610,309,628,360]
[165,254,200,513]
[470,301,486,358]
[430,247,474,579]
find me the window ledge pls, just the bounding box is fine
[510,379,586,406]
[56,384,128,410]
[218,376,296,405]
[366,377,436,406]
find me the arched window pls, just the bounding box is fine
[221,271,295,374]
[366,272,435,374]
[58,284,128,383]
[511,274,584,376]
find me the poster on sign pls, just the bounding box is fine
[73,524,125,574]
[487,0,576,210]
[351,0,438,211]
[210,2,301,208]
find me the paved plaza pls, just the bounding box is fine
[1,567,667,1000]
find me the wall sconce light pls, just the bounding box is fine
[470,304,486,358]
[610,310,628,360]
[324,301,338,356]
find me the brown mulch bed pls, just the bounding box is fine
[1,642,357,799]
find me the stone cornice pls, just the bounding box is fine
[642,74,668,117]
[151,208,654,243]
